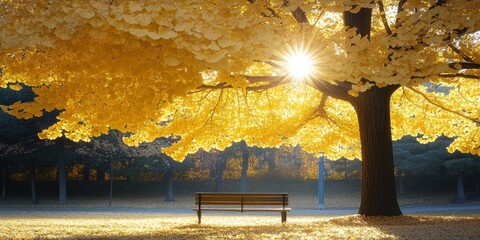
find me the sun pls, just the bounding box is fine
[282,46,318,83]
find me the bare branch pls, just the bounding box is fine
[407,86,480,125]
[377,1,392,35]
[445,42,475,63]
[198,89,224,131]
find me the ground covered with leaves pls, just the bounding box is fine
[1,211,479,239]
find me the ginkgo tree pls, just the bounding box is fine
[1,0,479,216]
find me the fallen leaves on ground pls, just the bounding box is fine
[0,212,479,239]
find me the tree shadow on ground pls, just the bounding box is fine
[329,215,480,239]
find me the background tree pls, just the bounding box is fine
[444,157,480,203]
[1,1,479,216]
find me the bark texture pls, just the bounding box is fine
[353,86,401,216]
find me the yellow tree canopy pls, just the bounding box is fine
[1,0,479,160]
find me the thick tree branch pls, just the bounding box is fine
[190,76,288,94]
[448,62,480,70]
[291,7,309,24]
[395,0,407,28]
[377,1,392,35]
[306,79,355,102]
[438,73,480,79]
[428,0,447,10]
[407,86,480,125]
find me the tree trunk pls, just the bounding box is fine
[353,86,401,216]
[1,161,7,200]
[398,175,405,196]
[456,174,466,203]
[108,165,113,207]
[165,168,175,202]
[30,158,38,204]
[97,169,105,182]
[57,155,67,204]
[82,164,90,193]
[344,158,348,181]
[266,148,276,177]
[215,155,224,192]
[240,143,249,192]
[475,174,480,196]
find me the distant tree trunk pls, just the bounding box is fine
[97,169,105,182]
[344,159,348,180]
[108,165,113,207]
[398,175,405,196]
[165,168,175,202]
[293,145,302,168]
[352,85,401,216]
[82,164,90,193]
[57,155,67,204]
[456,174,466,203]
[475,174,480,196]
[266,149,276,177]
[240,142,249,192]
[1,160,7,200]
[126,176,131,192]
[215,155,224,192]
[30,158,38,204]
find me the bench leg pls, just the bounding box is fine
[197,210,202,224]
[281,211,287,223]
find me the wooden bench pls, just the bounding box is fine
[193,192,291,223]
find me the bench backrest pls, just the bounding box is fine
[195,192,288,206]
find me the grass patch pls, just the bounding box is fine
[1,212,479,239]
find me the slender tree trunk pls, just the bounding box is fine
[82,164,90,193]
[1,161,7,200]
[398,175,405,196]
[266,149,276,177]
[240,142,249,192]
[57,155,67,204]
[165,168,175,202]
[344,158,348,181]
[475,174,480,196]
[215,155,224,192]
[108,165,113,207]
[353,86,401,216]
[456,174,466,203]
[293,145,302,167]
[30,158,38,204]
[97,169,105,182]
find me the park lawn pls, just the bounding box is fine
[1,212,479,239]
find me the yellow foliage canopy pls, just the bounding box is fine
[0,0,479,160]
